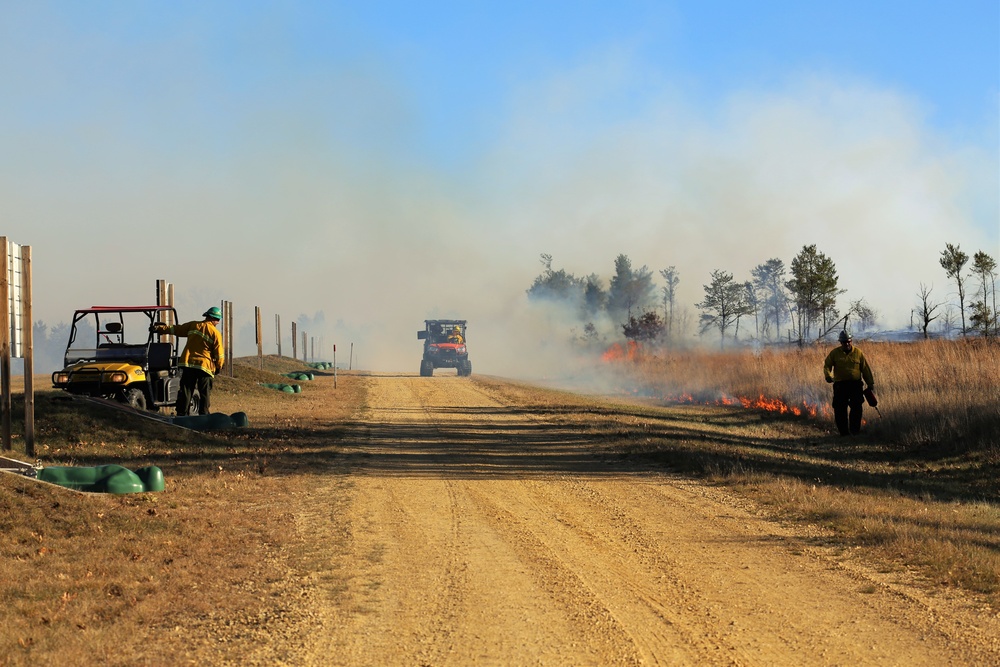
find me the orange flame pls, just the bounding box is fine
[732,394,820,417]
[628,388,828,419]
[602,340,640,362]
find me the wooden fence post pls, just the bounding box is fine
[22,247,33,457]
[255,306,263,370]
[1,238,11,451]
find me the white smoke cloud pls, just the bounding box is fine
[481,70,997,346]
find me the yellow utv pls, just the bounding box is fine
[51,305,198,413]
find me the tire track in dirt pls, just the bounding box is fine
[288,373,998,666]
[462,479,727,664]
[502,476,973,666]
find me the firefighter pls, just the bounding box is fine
[151,306,225,415]
[823,330,875,436]
[447,326,464,344]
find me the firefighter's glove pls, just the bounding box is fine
[149,324,167,334]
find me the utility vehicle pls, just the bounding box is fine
[51,305,198,413]
[417,319,472,377]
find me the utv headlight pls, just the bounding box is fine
[52,372,70,385]
[104,371,128,384]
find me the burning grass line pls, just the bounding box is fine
[601,338,1000,457]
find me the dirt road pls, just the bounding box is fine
[283,374,996,666]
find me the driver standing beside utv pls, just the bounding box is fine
[151,306,225,415]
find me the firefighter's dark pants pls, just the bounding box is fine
[177,367,213,416]
[832,379,864,435]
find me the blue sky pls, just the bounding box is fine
[2,1,998,372]
[350,1,998,161]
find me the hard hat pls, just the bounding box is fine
[203,306,222,321]
[838,330,852,343]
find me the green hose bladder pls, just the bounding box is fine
[171,412,250,430]
[260,382,301,393]
[38,465,165,494]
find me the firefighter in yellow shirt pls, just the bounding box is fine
[151,306,225,415]
[447,326,464,344]
[823,330,875,436]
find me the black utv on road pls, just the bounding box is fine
[417,319,472,377]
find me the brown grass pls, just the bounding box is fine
[742,475,1000,596]
[0,356,364,666]
[614,338,1000,457]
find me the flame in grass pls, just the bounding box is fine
[726,394,824,418]
[669,392,828,418]
[621,387,829,419]
[601,343,830,419]
[602,340,640,362]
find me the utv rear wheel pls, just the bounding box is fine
[122,387,148,411]
[187,389,202,416]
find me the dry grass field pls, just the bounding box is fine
[608,338,1000,458]
[0,357,363,665]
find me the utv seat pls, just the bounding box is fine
[147,343,174,377]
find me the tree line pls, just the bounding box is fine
[527,243,998,348]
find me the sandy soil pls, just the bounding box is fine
[268,373,997,666]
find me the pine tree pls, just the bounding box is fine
[607,254,656,325]
[786,245,842,343]
[970,250,997,337]
[939,243,970,336]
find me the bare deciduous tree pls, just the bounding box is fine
[659,266,680,342]
[848,298,879,332]
[697,270,744,348]
[915,283,941,339]
[751,258,789,342]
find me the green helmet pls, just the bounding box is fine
[203,306,222,321]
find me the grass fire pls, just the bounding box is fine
[598,338,999,455]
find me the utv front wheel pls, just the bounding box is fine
[122,387,148,411]
[419,360,434,377]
